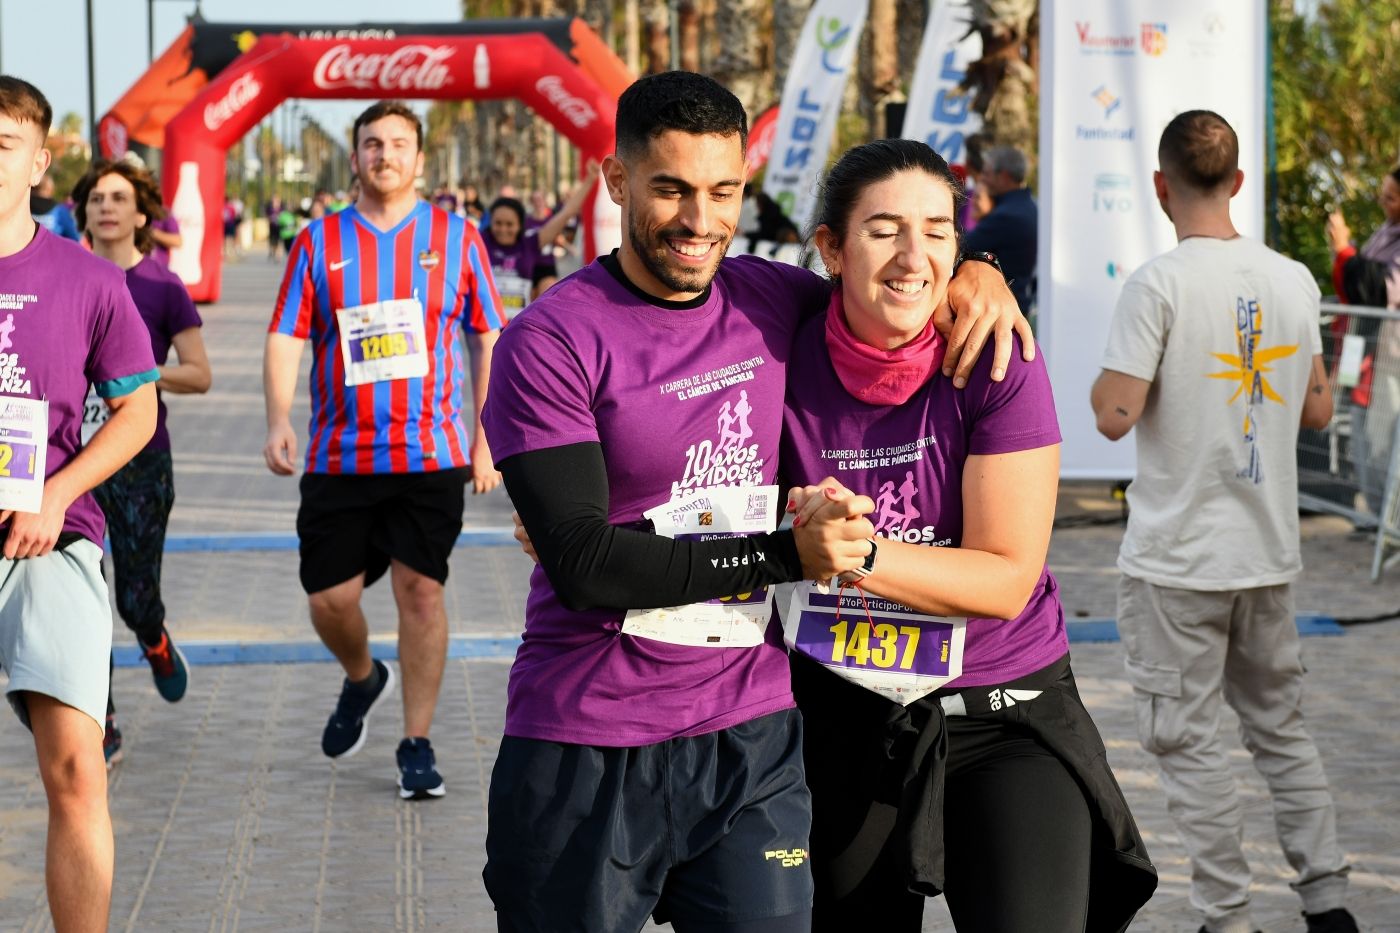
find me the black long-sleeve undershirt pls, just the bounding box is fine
[500,442,805,613]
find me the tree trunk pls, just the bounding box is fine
[966,0,1039,153]
[772,0,812,89]
[679,1,701,72]
[896,0,928,92]
[859,0,900,139]
[623,0,642,74]
[712,0,770,114]
[645,0,671,73]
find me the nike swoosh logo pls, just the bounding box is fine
[330,259,353,271]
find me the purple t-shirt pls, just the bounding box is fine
[148,215,179,267]
[484,254,829,746]
[480,228,552,321]
[780,320,1067,687]
[125,256,203,452]
[0,227,159,546]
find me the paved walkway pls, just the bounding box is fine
[2,259,1398,931]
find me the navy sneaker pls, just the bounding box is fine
[1305,909,1360,933]
[103,713,124,770]
[396,737,446,800]
[321,659,395,759]
[142,628,189,703]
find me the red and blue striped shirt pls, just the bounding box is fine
[270,201,503,474]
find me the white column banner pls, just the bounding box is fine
[1038,0,1267,477]
[902,0,983,164]
[763,0,870,233]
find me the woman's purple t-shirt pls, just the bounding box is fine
[0,227,159,546]
[480,228,551,321]
[124,256,202,452]
[780,318,1068,687]
[484,255,829,746]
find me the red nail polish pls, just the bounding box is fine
[793,516,802,527]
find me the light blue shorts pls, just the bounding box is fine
[0,539,112,731]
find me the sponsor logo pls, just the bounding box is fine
[1106,260,1134,279]
[534,75,597,129]
[1190,11,1227,58]
[1074,20,1135,55]
[988,688,1042,711]
[418,250,440,271]
[296,28,398,40]
[1141,22,1167,56]
[330,258,354,272]
[1076,87,1133,142]
[203,73,262,132]
[98,115,128,158]
[1093,173,1133,212]
[1091,85,1122,118]
[817,16,855,73]
[313,44,454,92]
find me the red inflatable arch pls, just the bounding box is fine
[161,20,629,302]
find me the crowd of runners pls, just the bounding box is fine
[0,65,1368,933]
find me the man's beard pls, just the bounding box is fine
[628,204,728,295]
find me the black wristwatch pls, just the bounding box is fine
[959,250,1004,277]
[847,538,879,580]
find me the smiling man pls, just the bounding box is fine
[480,71,1032,933]
[263,100,504,800]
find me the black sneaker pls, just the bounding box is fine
[1305,909,1360,933]
[396,737,446,800]
[321,659,394,759]
[103,713,124,770]
[142,628,189,703]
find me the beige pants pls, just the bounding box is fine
[1116,576,1349,933]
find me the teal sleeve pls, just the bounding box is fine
[94,367,160,399]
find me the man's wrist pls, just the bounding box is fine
[958,251,1005,277]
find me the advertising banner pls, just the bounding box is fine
[1038,1,1267,476]
[902,0,983,165]
[762,0,869,233]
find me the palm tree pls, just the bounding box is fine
[712,0,771,114]
[964,0,1039,153]
[859,0,899,138]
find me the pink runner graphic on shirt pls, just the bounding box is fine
[872,470,921,535]
[671,388,766,497]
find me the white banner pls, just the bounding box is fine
[902,0,983,165]
[1038,0,1267,477]
[763,0,870,233]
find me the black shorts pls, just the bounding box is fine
[296,468,467,594]
[483,709,814,931]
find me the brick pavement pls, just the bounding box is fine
[2,259,1398,931]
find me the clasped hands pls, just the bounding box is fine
[788,478,875,587]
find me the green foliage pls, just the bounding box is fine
[1271,0,1400,289]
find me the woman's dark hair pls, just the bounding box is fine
[488,197,526,230]
[811,138,966,250]
[72,158,167,254]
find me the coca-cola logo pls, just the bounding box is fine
[535,75,597,129]
[204,74,262,132]
[313,44,455,91]
[99,115,128,158]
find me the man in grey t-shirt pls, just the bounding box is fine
[1090,111,1357,933]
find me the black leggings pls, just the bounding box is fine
[497,909,812,933]
[794,656,1094,933]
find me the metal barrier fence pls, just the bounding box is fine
[1304,302,1400,580]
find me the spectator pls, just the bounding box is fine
[264,196,283,259]
[963,145,1037,315]
[1325,165,1400,513]
[1091,110,1357,933]
[144,178,182,268]
[30,174,80,240]
[461,183,485,225]
[222,197,243,258]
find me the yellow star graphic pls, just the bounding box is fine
[1208,343,1299,431]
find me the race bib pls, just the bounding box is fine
[336,298,429,386]
[779,582,965,705]
[495,273,532,321]
[79,388,109,445]
[0,396,48,514]
[621,485,780,649]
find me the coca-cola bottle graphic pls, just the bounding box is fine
[473,45,490,90]
[168,162,205,284]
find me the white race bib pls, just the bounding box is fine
[779,581,966,705]
[0,396,48,514]
[495,273,532,321]
[621,485,780,648]
[336,298,429,386]
[79,388,109,445]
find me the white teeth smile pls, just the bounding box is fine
[886,280,925,294]
[669,241,711,257]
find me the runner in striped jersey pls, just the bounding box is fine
[263,100,504,800]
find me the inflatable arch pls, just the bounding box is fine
[150,20,630,302]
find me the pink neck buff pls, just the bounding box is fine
[823,290,946,405]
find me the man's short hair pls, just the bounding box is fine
[983,146,1029,184]
[352,100,423,150]
[0,75,53,138]
[1158,110,1238,193]
[615,71,747,161]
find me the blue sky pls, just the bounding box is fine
[0,0,464,138]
